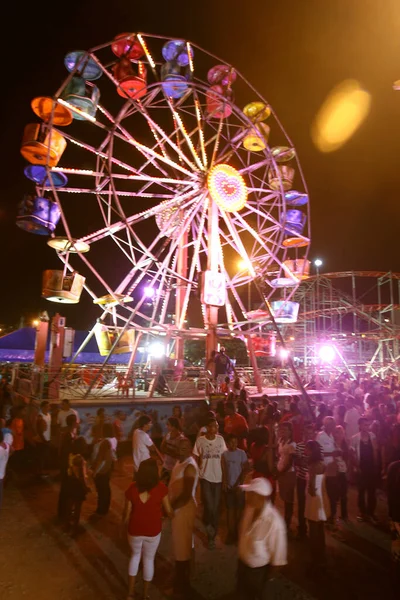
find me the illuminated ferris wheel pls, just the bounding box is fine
[18,32,311,363]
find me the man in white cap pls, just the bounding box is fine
[237,477,287,599]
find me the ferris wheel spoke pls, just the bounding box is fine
[239,157,272,175]
[136,99,202,173]
[112,120,196,179]
[221,266,248,322]
[219,211,256,276]
[78,189,200,245]
[176,195,209,329]
[116,199,203,297]
[233,211,287,273]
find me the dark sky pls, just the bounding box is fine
[1,0,400,329]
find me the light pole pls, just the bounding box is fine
[314,258,323,277]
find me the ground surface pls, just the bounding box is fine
[0,456,397,600]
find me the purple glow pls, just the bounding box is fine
[319,344,336,362]
[144,286,155,298]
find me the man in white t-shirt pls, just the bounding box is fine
[237,477,287,599]
[0,429,11,509]
[317,416,341,524]
[193,417,227,548]
[343,396,361,442]
[57,400,80,431]
[132,415,163,472]
[36,400,52,476]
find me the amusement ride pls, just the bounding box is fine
[17,32,311,397]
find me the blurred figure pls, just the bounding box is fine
[169,437,199,598]
[0,429,11,509]
[237,478,287,600]
[57,414,78,521]
[277,422,296,532]
[91,423,116,516]
[387,460,400,579]
[222,434,249,544]
[295,423,316,539]
[351,417,378,523]
[334,425,349,522]
[57,400,80,434]
[343,396,361,443]
[317,416,341,526]
[160,417,184,484]
[91,407,105,445]
[35,400,52,478]
[247,402,259,432]
[63,436,90,535]
[305,440,328,573]
[172,405,184,431]
[224,401,249,451]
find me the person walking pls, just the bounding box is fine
[317,416,341,526]
[160,417,184,484]
[343,396,361,443]
[351,417,378,523]
[35,400,52,477]
[214,347,236,390]
[237,477,287,600]
[295,423,316,539]
[222,433,249,544]
[91,423,115,516]
[168,437,199,599]
[122,459,173,600]
[224,401,249,451]
[63,436,90,535]
[334,425,349,522]
[57,413,78,521]
[277,422,296,533]
[304,440,329,574]
[193,417,227,549]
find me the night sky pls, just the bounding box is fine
[1,0,400,330]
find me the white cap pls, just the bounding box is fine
[240,477,272,497]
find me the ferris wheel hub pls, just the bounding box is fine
[207,164,247,212]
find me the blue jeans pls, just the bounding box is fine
[200,479,222,536]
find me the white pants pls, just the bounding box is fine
[128,533,161,580]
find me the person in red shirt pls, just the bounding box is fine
[224,402,249,451]
[122,459,173,599]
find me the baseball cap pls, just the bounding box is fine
[240,477,272,496]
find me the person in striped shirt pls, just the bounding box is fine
[295,423,316,539]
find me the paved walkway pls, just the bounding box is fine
[0,457,396,600]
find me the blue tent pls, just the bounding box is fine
[0,327,138,364]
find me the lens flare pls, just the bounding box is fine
[311,80,371,153]
[319,344,336,363]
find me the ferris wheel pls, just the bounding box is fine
[18,33,311,365]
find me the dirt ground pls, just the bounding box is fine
[0,455,397,600]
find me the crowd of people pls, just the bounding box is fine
[1,369,400,599]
